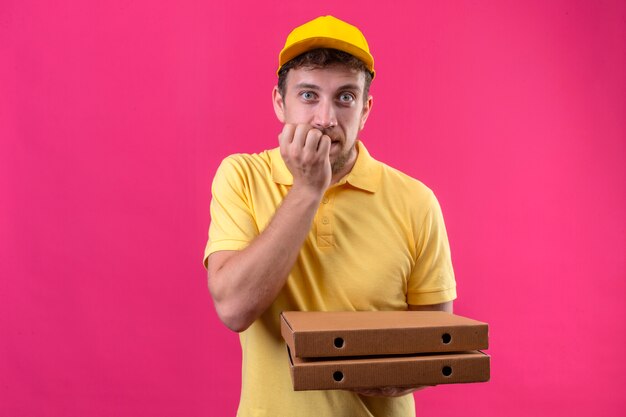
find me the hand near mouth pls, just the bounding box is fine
[279,123,332,196]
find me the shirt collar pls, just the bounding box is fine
[270,140,382,193]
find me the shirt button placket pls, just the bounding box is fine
[317,192,334,247]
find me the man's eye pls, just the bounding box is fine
[301,92,315,100]
[339,93,355,102]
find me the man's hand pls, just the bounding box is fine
[208,125,333,332]
[349,386,430,397]
[279,123,332,193]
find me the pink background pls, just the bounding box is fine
[1,0,625,416]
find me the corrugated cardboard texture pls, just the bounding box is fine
[288,348,490,391]
[281,311,489,358]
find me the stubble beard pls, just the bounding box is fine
[331,141,356,175]
[320,127,356,175]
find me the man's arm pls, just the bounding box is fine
[207,124,331,332]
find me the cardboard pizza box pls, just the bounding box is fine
[287,348,490,391]
[280,311,488,358]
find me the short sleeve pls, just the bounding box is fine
[203,156,259,268]
[407,192,457,305]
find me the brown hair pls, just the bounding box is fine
[277,48,374,103]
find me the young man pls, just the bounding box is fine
[204,15,456,417]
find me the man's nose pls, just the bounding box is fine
[312,99,337,129]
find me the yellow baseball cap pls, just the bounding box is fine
[277,15,375,78]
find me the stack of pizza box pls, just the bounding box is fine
[280,311,490,391]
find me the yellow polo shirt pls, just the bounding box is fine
[204,141,456,417]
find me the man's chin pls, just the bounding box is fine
[329,144,342,159]
[330,151,351,174]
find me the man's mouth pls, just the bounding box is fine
[329,136,341,144]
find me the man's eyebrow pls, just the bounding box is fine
[337,84,361,92]
[294,83,321,90]
[293,83,362,93]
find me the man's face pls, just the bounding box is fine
[273,65,373,175]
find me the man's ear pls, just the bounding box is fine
[359,95,373,130]
[272,86,286,123]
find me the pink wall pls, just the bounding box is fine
[1,1,624,416]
